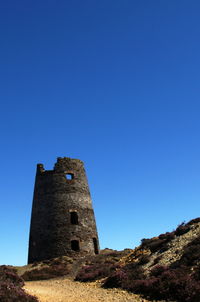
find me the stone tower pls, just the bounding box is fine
[28,157,99,263]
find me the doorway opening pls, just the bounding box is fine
[93,238,99,254]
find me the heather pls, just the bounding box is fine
[75,218,200,302]
[9,217,200,302]
[103,264,200,302]
[21,257,71,281]
[102,219,200,302]
[75,250,128,282]
[0,265,38,302]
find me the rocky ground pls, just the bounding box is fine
[123,219,200,272]
[25,278,149,302]
[17,218,200,302]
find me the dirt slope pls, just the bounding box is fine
[25,278,148,302]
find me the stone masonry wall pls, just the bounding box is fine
[28,157,99,263]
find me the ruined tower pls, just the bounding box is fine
[28,157,99,263]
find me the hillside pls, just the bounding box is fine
[4,217,200,302]
[74,218,200,301]
[122,217,200,271]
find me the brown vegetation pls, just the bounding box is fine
[0,265,38,302]
[14,217,200,302]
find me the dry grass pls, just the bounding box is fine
[25,278,149,302]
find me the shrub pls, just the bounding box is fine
[142,238,170,253]
[103,263,200,302]
[147,266,200,302]
[0,266,38,302]
[0,265,24,287]
[158,231,175,241]
[75,250,126,282]
[103,269,128,288]
[188,217,200,225]
[124,263,145,280]
[103,263,145,289]
[175,222,191,236]
[22,264,69,281]
[141,236,171,253]
[149,265,168,277]
[0,282,38,302]
[75,262,120,282]
[172,235,200,268]
[131,266,200,302]
[138,255,151,265]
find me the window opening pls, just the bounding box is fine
[93,238,99,254]
[70,212,78,225]
[71,240,80,251]
[66,173,74,180]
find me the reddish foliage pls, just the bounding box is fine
[0,265,24,287]
[22,264,69,281]
[75,263,120,282]
[103,265,200,302]
[0,266,38,302]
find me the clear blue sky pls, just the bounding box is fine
[1,0,200,266]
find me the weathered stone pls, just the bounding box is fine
[28,157,99,263]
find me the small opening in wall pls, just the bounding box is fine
[70,212,78,225]
[71,240,80,251]
[66,173,74,180]
[93,238,99,254]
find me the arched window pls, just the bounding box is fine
[70,212,78,225]
[71,240,80,251]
